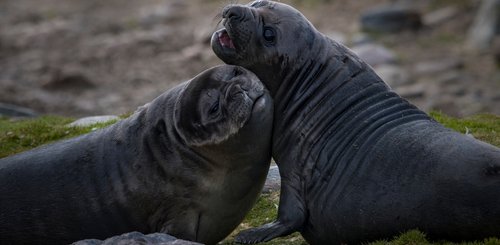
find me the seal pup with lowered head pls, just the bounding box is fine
[0,65,273,245]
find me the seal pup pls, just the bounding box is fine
[211,1,500,244]
[0,65,273,245]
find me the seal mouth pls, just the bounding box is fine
[212,28,239,62]
[218,29,235,50]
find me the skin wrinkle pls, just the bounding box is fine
[300,84,388,176]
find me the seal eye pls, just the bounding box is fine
[209,100,220,115]
[263,27,276,43]
[233,67,243,77]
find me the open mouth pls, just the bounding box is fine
[218,29,235,50]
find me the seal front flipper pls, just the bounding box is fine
[235,220,291,244]
[235,182,306,244]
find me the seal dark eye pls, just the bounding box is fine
[209,100,220,115]
[263,27,276,43]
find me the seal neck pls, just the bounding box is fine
[270,35,430,166]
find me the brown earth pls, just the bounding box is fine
[0,0,499,117]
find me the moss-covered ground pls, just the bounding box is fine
[0,112,499,244]
[0,116,119,158]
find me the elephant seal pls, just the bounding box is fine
[211,1,500,244]
[0,65,273,245]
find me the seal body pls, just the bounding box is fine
[0,65,274,245]
[211,1,500,244]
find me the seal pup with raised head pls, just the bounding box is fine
[212,1,500,244]
[0,65,273,245]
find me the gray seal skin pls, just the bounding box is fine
[211,1,500,244]
[0,65,273,245]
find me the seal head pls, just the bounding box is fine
[174,65,266,146]
[211,0,318,95]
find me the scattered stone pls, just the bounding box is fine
[494,37,500,65]
[428,98,462,117]
[374,64,413,88]
[448,84,467,96]
[263,165,280,193]
[351,43,397,67]
[360,4,422,33]
[466,0,500,51]
[433,71,463,85]
[413,59,464,76]
[0,102,38,118]
[395,83,425,99]
[324,31,346,45]
[139,0,187,27]
[423,6,460,26]
[68,115,119,127]
[350,33,373,46]
[72,231,202,245]
[42,69,95,91]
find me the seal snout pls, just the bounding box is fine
[212,4,257,65]
[219,5,251,51]
[226,78,263,102]
[222,5,248,22]
[226,66,264,100]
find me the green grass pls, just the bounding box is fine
[430,112,500,146]
[221,192,307,245]
[371,230,500,245]
[0,112,499,244]
[0,116,118,158]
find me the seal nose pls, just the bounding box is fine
[226,66,263,100]
[223,5,247,21]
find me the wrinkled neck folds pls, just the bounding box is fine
[271,37,430,168]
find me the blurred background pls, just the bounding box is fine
[0,0,499,118]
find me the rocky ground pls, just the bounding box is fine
[0,0,499,118]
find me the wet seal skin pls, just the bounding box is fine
[0,65,274,245]
[212,1,500,244]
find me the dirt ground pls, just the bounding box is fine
[0,0,499,117]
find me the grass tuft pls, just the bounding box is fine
[430,111,500,146]
[0,116,117,158]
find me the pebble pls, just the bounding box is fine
[466,0,500,51]
[324,31,347,45]
[374,64,413,88]
[351,43,397,67]
[262,165,281,193]
[423,6,460,26]
[350,33,373,46]
[68,115,119,127]
[139,0,187,27]
[395,83,426,99]
[413,59,464,76]
[433,71,463,85]
[72,231,202,245]
[42,69,95,92]
[360,4,422,33]
[0,103,38,118]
